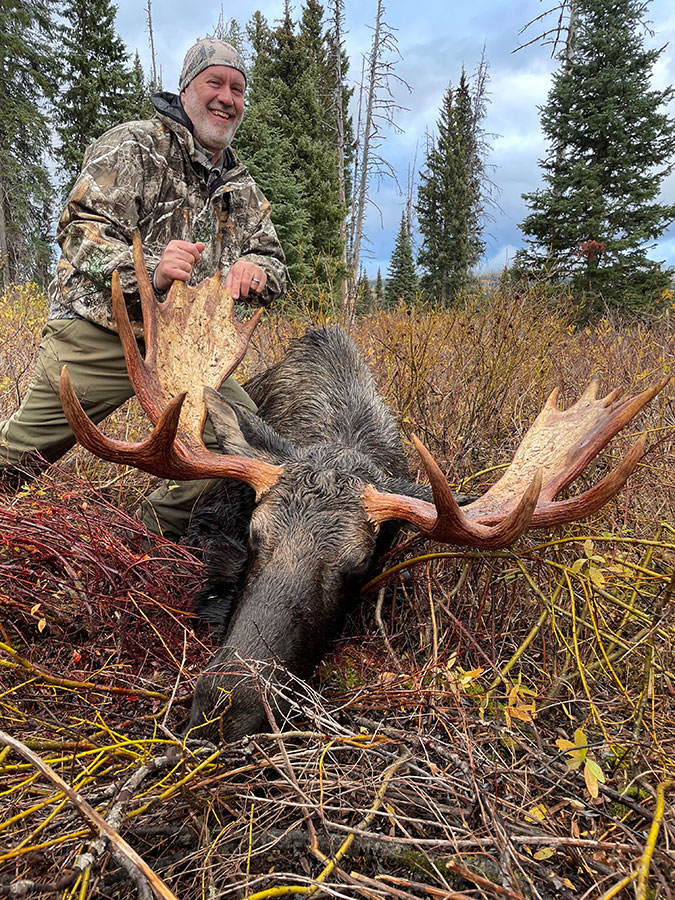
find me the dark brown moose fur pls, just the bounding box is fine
[186,328,435,741]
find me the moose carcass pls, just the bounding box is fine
[59,235,669,742]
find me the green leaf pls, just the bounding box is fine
[584,762,599,798]
[585,758,606,784]
[589,566,606,588]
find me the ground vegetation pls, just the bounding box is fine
[1,279,673,898]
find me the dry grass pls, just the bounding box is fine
[0,282,674,899]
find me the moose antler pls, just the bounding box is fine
[59,232,282,495]
[364,376,670,549]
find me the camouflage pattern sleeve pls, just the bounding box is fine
[50,123,164,329]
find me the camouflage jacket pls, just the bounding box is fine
[48,93,287,334]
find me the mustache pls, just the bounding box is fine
[207,103,237,117]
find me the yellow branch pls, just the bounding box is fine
[635,779,673,900]
[0,730,180,900]
[599,873,634,900]
[0,641,169,701]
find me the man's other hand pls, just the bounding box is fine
[153,240,206,292]
[225,259,267,300]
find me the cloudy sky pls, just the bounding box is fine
[112,0,675,277]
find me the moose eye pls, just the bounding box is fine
[339,552,372,583]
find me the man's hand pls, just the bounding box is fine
[225,259,267,300]
[153,240,206,292]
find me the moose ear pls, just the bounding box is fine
[204,387,296,464]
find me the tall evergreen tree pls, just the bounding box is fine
[0,0,56,287]
[518,0,675,314]
[217,9,308,275]
[55,0,134,195]
[375,267,384,305]
[385,212,418,307]
[234,97,308,285]
[353,266,372,315]
[124,51,154,121]
[234,12,310,283]
[293,0,346,267]
[416,69,485,304]
[237,3,346,285]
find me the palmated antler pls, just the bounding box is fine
[59,232,282,495]
[364,376,670,549]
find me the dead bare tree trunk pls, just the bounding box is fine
[405,150,417,240]
[565,0,578,64]
[328,0,350,316]
[348,0,381,310]
[348,53,366,282]
[0,178,10,290]
[347,0,410,320]
[145,0,159,90]
[516,0,579,57]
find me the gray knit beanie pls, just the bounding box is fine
[179,39,247,91]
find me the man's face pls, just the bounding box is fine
[181,65,245,155]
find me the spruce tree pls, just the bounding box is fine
[385,212,418,307]
[233,97,309,285]
[0,0,56,287]
[354,266,372,316]
[55,0,134,196]
[291,0,345,267]
[124,51,154,121]
[237,3,346,283]
[234,13,309,284]
[416,70,485,304]
[375,267,384,305]
[518,0,675,314]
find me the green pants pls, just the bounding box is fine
[0,318,257,539]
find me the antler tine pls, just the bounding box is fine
[600,386,623,406]
[132,229,157,352]
[110,267,164,424]
[363,435,543,549]
[59,365,186,476]
[577,377,600,402]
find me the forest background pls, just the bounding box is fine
[3,0,675,317]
